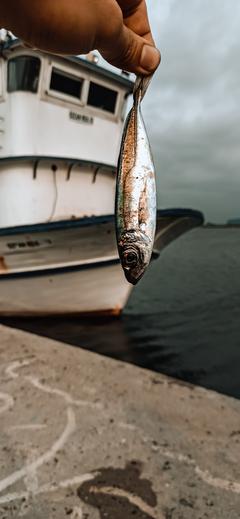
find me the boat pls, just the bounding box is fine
[0,35,204,316]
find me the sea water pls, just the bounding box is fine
[3,228,240,399]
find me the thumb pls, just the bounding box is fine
[100,24,161,75]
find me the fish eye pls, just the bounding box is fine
[123,249,138,267]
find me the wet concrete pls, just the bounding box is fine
[0,324,239,518]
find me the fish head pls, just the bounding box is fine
[118,230,152,285]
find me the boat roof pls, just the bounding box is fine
[1,38,134,92]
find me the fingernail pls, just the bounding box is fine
[140,45,160,72]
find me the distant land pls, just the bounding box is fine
[227,218,240,225]
[204,219,240,228]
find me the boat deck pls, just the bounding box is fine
[0,324,239,518]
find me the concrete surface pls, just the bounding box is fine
[0,324,239,519]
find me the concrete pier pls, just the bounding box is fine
[0,324,239,518]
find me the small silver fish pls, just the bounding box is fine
[115,75,156,285]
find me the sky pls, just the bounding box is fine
[143,0,240,222]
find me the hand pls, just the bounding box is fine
[1,0,160,75]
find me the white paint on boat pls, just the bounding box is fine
[0,40,203,316]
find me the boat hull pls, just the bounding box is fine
[0,261,131,316]
[0,210,204,316]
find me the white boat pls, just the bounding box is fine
[0,36,203,316]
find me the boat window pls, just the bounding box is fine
[7,56,41,93]
[87,82,118,113]
[50,67,83,99]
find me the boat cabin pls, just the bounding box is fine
[0,38,133,227]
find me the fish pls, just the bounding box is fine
[115,75,157,285]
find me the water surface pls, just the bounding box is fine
[2,228,240,399]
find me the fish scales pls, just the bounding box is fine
[115,76,157,285]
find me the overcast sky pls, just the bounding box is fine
[138,0,239,223]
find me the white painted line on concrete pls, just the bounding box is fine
[26,375,103,409]
[126,428,240,496]
[195,466,240,494]
[5,360,33,379]
[0,406,75,494]
[0,490,29,505]
[24,449,39,495]
[118,421,138,431]
[55,473,96,489]
[154,445,240,495]
[0,392,14,414]
[156,446,195,465]
[0,473,95,505]
[9,424,47,431]
[89,485,160,519]
[70,507,83,519]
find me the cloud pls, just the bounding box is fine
[143,0,240,222]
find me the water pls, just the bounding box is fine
[2,228,240,399]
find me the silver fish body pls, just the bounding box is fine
[115,76,156,285]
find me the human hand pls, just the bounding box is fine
[1,0,160,75]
